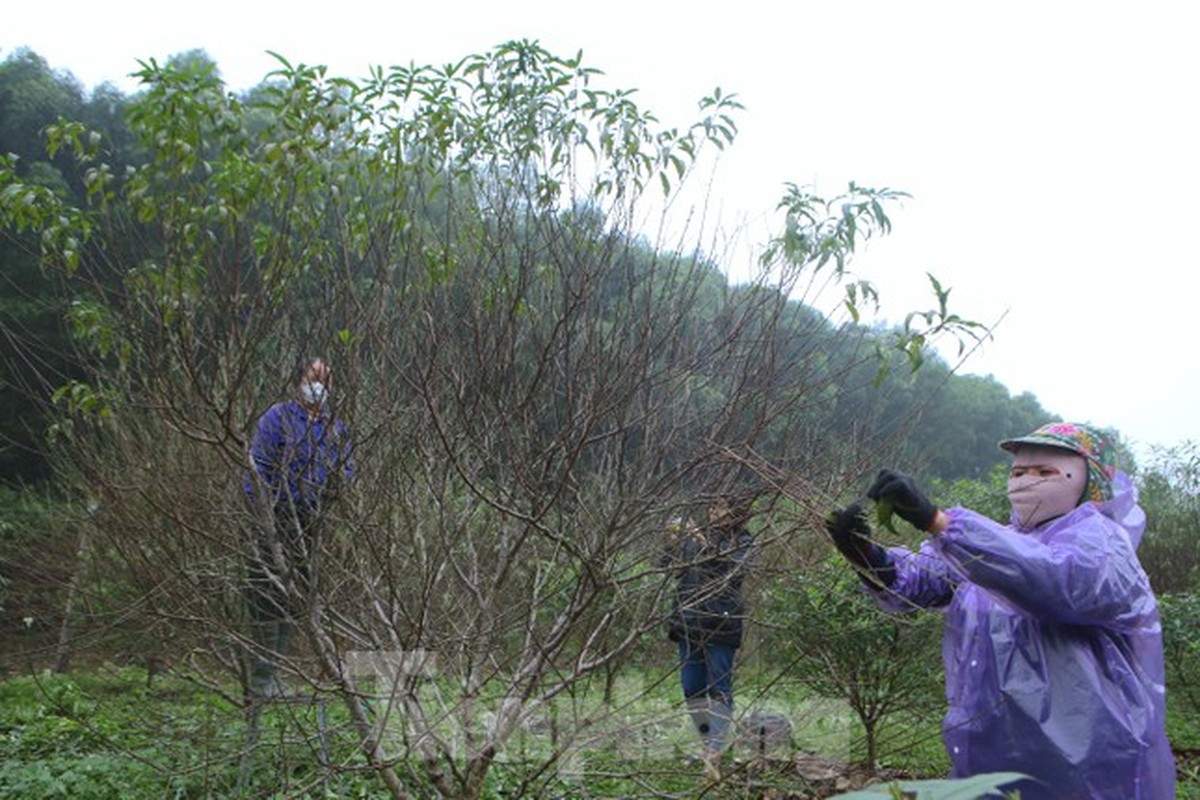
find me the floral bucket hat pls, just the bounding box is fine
[999,421,1118,502]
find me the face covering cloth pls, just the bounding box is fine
[302,381,328,408]
[1007,446,1088,528]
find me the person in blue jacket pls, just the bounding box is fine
[242,356,355,698]
[825,422,1175,799]
[665,493,756,777]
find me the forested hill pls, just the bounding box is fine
[0,45,1059,490]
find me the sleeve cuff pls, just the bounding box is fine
[925,509,949,534]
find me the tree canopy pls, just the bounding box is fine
[1,42,1132,800]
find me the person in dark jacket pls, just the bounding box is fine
[665,494,755,776]
[241,357,355,698]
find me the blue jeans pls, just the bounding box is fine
[678,640,736,705]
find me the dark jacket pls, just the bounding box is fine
[666,524,753,648]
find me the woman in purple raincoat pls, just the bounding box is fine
[825,422,1175,800]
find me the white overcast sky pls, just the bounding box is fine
[5,1,1198,458]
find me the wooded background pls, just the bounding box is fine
[1,44,1197,799]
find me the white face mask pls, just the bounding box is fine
[301,381,328,408]
[1007,446,1088,529]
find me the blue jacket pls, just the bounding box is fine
[873,473,1175,799]
[243,400,354,513]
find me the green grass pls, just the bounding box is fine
[0,665,1195,799]
[0,666,378,798]
[0,665,868,798]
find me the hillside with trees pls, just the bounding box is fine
[1,44,1196,800]
[0,46,1053,493]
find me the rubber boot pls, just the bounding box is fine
[686,696,711,743]
[248,620,291,699]
[706,698,733,754]
[701,698,732,780]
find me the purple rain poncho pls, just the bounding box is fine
[873,473,1176,800]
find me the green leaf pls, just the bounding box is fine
[828,772,1029,799]
[874,499,899,535]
